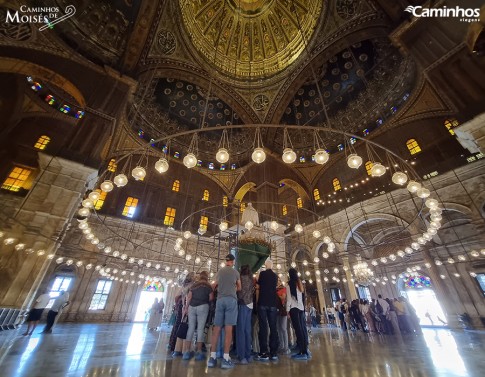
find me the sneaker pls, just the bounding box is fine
[270,354,279,361]
[182,352,193,360]
[292,353,308,361]
[246,356,253,363]
[256,353,270,361]
[207,357,217,368]
[307,350,312,359]
[195,352,206,361]
[239,358,249,365]
[172,351,182,358]
[221,358,235,369]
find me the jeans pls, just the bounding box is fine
[236,305,252,360]
[339,312,346,330]
[258,305,279,355]
[186,304,209,343]
[277,315,288,351]
[43,310,58,332]
[289,308,307,354]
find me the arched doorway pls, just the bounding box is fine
[399,274,447,327]
[134,280,166,322]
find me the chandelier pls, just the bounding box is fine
[353,256,374,286]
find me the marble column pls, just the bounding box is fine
[341,256,358,300]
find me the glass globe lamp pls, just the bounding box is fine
[294,224,303,233]
[155,158,169,173]
[245,221,254,231]
[282,148,297,164]
[183,153,197,168]
[183,231,191,239]
[270,221,279,231]
[88,191,101,202]
[425,198,439,209]
[347,154,363,169]
[392,172,408,185]
[216,148,229,163]
[114,174,128,187]
[82,199,94,209]
[219,221,228,231]
[370,162,386,177]
[314,149,329,165]
[132,166,146,180]
[417,188,430,198]
[78,208,90,217]
[312,230,321,238]
[407,180,421,193]
[252,147,266,163]
[100,180,114,192]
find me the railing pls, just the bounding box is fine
[0,308,26,331]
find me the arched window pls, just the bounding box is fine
[406,139,422,155]
[94,190,107,210]
[365,161,373,176]
[296,197,303,208]
[240,202,246,212]
[107,159,117,172]
[200,216,208,231]
[313,188,320,201]
[164,207,176,226]
[333,178,341,191]
[444,118,459,135]
[202,189,209,201]
[34,135,50,150]
[2,166,32,192]
[223,196,228,207]
[172,180,180,192]
[122,197,138,218]
[282,205,287,216]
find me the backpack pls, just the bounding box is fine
[376,300,384,315]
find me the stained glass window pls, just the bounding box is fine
[282,205,287,216]
[333,178,341,191]
[406,139,421,155]
[2,166,32,192]
[240,202,246,212]
[164,207,176,226]
[143,280,164,292]
[404,275,432,289]
[94,190,107,210]
[313,188,320,201]
[365,161,373,176]
[122,197,138,218]
[444,118,459,135]
[172,180,180,192]
[223,196,228,207]
[34,135,50,150]
[296,197,303,208]
[107,159,117,172]
[200,215,208,231]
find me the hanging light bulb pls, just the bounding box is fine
[183,153,197,168]
[219,221,228,232]
[155,158,169,173]
[407,180,421,193]
[417,187,430,198]
[347,154,362,169]
[82,199,94,209]
[282,148,297,164]
[174,244,181,251]
[245,221,254,231]
[294,224,303,233]
[183,231,191,239]
[198,227,206,235]
[423,233,432,241]
[78,222,88,230]
[405,247,413,254]
[176,237,183,245]
[88,191,101,202]
[114,173,128,187]
[100,180,114,192]
[370,162,386,177]
[323,236,331,244]
[78,207,90,217]
[314,257,320,263]
[430,214,442,222]
[314,149,329,165]
[417,237,426,245]
[425,198,439,209]
[430,208,443,215]
[322,252,329,258]
[312,230,321,239]
[429,221,441,229]
[132,166,146,180]
[251,147,266,164]
[216,148,230,163]
[392,172,408,185]
[270,221,279,231]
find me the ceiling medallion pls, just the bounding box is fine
[253,94,269,111]
[157,29,177,55]
[179,0,324,79]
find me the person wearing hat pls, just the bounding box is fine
[207,254,241,369]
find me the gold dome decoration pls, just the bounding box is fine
[179,0,323,79]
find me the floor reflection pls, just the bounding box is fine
[0,324,483,377]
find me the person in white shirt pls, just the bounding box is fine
[22,290,51,336]
[286,268,308,360]
[376,294,391,334]
[41,291,70,334]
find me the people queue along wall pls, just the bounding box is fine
[167,255,313,369]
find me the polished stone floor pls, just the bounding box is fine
[0,323,484,377]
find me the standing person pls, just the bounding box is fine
[41,291,69,334]
[376,294,390,334]
[169,294,183,353]
[255,259,279,361]
[147,298,162,330]
[335,300,342,328]
[386,298,400,335]
[276,278,290,354]
[361,300,376,332]
[236,265,254,364]
[309,305,317,328]
[394,298,410,334]
[182,271,214,361]
[339,299,348,331]
[286,268,309,360]
[208,254,241,369]
[22,290,51,336]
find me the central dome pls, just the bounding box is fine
[179,0,324,79]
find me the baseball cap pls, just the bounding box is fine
[225,254,235,261]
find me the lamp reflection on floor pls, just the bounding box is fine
[423,330,468,376]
